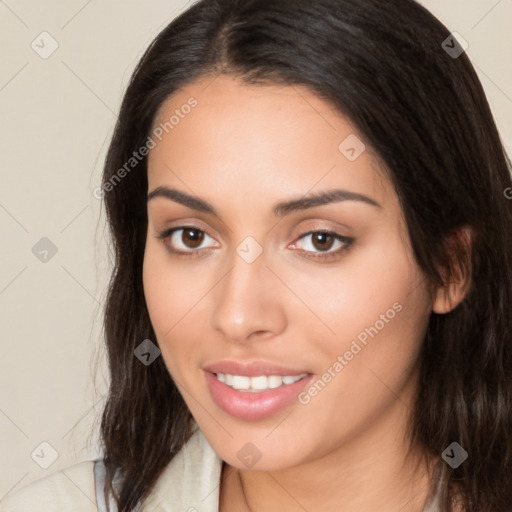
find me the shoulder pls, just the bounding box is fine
[0,459,97,512]
[0,427,223,512]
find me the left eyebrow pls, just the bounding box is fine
[146,186,382,217]
[272,188,382,216]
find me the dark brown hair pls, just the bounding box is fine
[97,0,512,510]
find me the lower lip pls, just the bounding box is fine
[205,371,313,421]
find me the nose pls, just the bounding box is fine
[209,245,287,344]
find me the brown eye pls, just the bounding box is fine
[311,232,335,252]
[291,230,354,261]
[181,228,205,249]
[156,225,218,256]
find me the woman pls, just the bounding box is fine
[2,0,511,511]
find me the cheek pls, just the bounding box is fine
[288,240,432,427]
[142,243,214,377]
[142,245,186,364]
[286,233,427,351]
[143,242,203,333]
[299,241,430,407]
[143,246,172,333]
[291,255,430,448]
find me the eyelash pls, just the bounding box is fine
[155,226,354,262]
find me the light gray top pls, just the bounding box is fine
[1,425,442,511]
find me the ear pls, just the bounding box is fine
[432,225,474,315]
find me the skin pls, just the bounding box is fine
[142,74,470,511]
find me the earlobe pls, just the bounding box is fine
[432,225,473,315]
[432,278,471,314]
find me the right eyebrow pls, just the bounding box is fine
[147,186,217,214]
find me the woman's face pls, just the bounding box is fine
[143,74,435,472]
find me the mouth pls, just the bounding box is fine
[203,361,313,421]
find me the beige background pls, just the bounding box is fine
[0,0,511,499]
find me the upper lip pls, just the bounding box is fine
[203,359,310,377]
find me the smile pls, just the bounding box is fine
[215,372,309,392]
[205,370,313,421]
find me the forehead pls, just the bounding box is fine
[147,74,395,213]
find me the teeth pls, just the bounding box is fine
[268,375,283,389]
[215,373,308,392]
[250,375,268,390]
[282,375,302,385]
[232,375,250,390]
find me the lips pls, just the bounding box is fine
[203,359,310,377]
[203,359,313,421]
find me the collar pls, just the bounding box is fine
[142,423,223,511]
